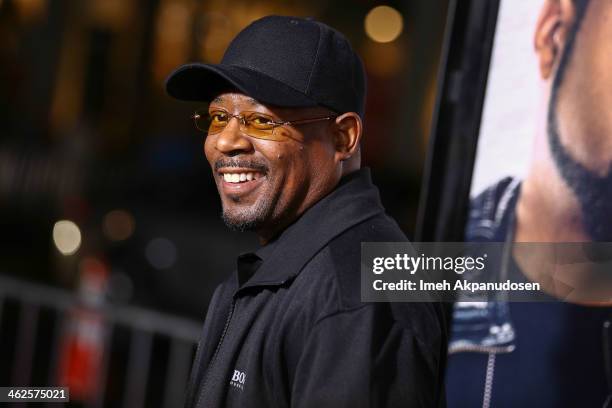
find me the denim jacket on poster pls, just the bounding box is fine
[449,177,521,354]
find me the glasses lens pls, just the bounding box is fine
[244,112,287,141]
[193,109,229,134]
[193,110,291,141]
[207,110,229,134]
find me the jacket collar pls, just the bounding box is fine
[234,168,385,295]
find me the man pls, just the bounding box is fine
[165,16,447,408]
[446,0,612,406]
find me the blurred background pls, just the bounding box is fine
[0,0,449,406]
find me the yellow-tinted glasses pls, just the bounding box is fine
[192,108,337,141]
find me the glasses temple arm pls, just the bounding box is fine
[282,116,337,126]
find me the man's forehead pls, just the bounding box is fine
[210,93,260,107]
[209,91,334,116]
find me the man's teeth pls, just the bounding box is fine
[222,172,262,183]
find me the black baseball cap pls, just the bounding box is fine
[165,15,366,118]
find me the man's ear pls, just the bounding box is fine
[534,0,577,80]
[332,112,362,162]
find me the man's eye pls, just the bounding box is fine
[249,114,275,127]
[210,112,228,123]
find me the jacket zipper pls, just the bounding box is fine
[195,300,236,408]
[449,344,515,408]
[482,353,496,408]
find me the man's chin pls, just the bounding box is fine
[221,213,261,232]
[220,205,268,232]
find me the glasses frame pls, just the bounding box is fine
[192,108,338,141]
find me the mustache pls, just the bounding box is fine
[214,157,268,173]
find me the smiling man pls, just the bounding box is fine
[166,15,446,408]
[204,94,347,242]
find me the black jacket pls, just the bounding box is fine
[185,169,447,408]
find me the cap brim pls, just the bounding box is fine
[165,63,318,108]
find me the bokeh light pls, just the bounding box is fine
[364,5,404,43]
[145,237,177,269]
[103,209,135,242]
[13,0,47,23]
[52,220,82,256]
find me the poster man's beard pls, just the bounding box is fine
[547,7,612,241]
[548,113,612,241]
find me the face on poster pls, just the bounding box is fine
[468,0,612,244]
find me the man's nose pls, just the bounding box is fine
[214,119,254,155]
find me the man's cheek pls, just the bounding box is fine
[204,138,216,165]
